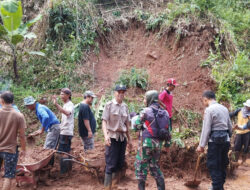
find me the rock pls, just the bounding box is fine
[146,51,159,60]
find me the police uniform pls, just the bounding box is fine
[199,101,232,190]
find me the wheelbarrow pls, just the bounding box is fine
[16,150,55,189]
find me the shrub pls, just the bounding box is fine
[116,68,148,90]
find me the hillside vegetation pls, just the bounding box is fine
[0,0,249,115]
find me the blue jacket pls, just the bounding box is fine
[35,103,60,132]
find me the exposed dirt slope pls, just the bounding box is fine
[89,21,216,113]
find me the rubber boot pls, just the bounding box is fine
[241,153,247,165]
[156,177,165,190]
[60,157,72,175]
[104,173,112,190]
[112,172,118,189]
[138,180,145,190]
[232,151,240,162]
[208,186,224,190]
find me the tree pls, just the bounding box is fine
[0,0,43,80]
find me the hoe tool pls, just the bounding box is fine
[184,153,203,188]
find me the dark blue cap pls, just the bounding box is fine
[115,84,127,91]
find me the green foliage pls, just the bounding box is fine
[12,0,107,92]
[16,41,92,92]
[94,95,109,129]
[192,0,250,50]
[126,100,144,114]
[171,127,198,148]
[0,0,41,44]
[135,2,200,33]
[46,1,104,52]
[116,68,148,90]
[134,10,150,21]
[200,50,218,68]
[112,10,121,17]
[171,130,185,148]
[212,51,249,108]
[47,4,76,47]
[135,0,249,52]
[0,0,42,79]
[0,0,22,31]
[178,109,202,128]
[0,79,42,125]
[171,108,202,148]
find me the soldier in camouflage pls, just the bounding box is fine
[133,90,168,190]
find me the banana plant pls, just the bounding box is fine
[0,0,43,80]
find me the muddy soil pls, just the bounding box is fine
[1,137,249,190]
[18,149,54,165]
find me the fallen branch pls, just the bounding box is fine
[102,6,131,14]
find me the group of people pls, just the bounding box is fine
[0,88,97,190]
[0,77,249,190]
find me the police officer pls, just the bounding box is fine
[102,85,132,190]
[197,91,232,190]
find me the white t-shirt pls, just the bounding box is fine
[60,101,74,136]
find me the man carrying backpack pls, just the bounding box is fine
[133,90,170,190]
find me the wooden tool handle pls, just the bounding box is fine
[194,153,203,180]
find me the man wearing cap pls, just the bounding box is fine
[102,85,132,190]
[78,91,97,151]
[159,78,178,132]
[52,88,74,174]
[230,99,250,165]
[0,91,26,190]
[24,96,60,149]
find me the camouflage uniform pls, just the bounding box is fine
[133,90,167,190]
[134,137,164,181]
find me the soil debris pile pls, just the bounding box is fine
[18,149,54,165]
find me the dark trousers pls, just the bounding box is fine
[58,135,73,174]
[207,142,230,190]
[0,157,3,171]
[233,133,250,153]
[105,138,127,174]
[169,118,172,131]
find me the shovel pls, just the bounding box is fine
[184,153,203,188]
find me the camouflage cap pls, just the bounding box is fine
[24,96,36,105]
